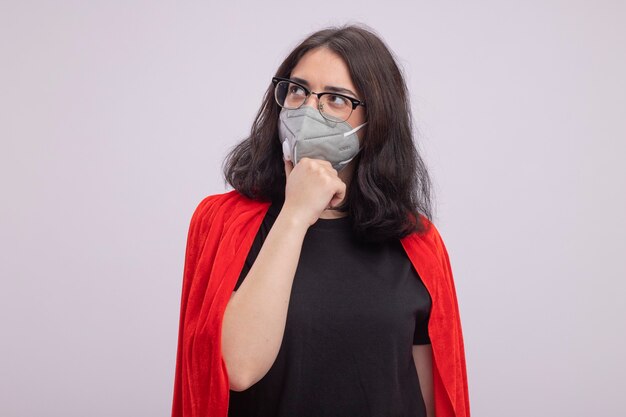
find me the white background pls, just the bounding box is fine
[1,1,625,416]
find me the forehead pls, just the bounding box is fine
[290,47,357,91]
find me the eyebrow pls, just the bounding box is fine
[291,76,359,99]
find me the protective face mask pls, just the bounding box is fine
[278,106,367,171]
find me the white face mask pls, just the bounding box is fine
[278,106,367,171]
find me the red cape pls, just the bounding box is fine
[171,190,470,417]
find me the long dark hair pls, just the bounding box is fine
[223,24,434,242]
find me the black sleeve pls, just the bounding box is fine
[233,213,275,291]
[413,309,431,345]
[412,266,432,345]
[233,234,262,291]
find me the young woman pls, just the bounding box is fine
[172,25,470,417]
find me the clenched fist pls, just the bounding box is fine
[282,157,347,227]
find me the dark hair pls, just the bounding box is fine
[223,24,434,242]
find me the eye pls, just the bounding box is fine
[326,94,350,108]
[288,84,306,97]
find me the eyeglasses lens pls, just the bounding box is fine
[274,80,353,122]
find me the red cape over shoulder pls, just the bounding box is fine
[171,190,470,417]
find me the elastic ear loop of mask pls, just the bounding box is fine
[336,122,368,168]
[343,121,367,138]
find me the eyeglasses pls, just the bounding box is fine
[272,76,366,123]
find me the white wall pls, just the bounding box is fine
[1,1,624,416]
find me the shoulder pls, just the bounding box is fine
[401,213,450,257]
[189,189,270,228]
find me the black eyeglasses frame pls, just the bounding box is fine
[271,76,366,112]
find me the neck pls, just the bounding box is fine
[318,159,356,219]
[319,209,348,219]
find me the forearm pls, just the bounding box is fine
[413,344,435,416]
[221,207,308,391]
